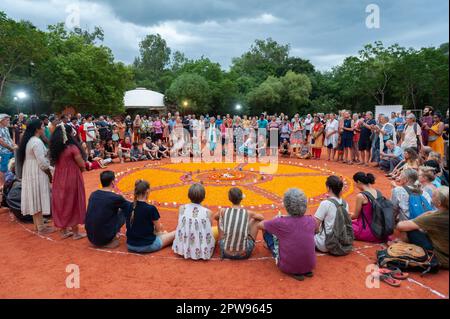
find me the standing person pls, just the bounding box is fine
[0,114,17,186]
[324,113,339,161]
[421,106,434,146]
[50,124,87,240]
[13,113,26,145]
[304,114,313,139]
[341,111,354,164]
[379,115,396,153]
[310,116,324,160]
[132,115,141,143]
[17,119,54,234]
[400,113,423,150]
[77,117,86,144]
[290,114,303,156]
[172,183,216,260]
[279,118,291,146]
[428,113,445,157]
[84,115,97,152]
[358,112,376,166]
[352,114,361,163]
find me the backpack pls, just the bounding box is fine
[361,190,395,240]
[323,199,354,256]
[403,186,433,220]
[376,242,439,275]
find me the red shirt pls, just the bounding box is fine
[78,125,86,142]
[120,141,131,150]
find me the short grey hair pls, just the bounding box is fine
[283,188,308,216]
[402,168,419,185]
[386,140,395,146]
[433,186,449,210]
[188,183,206,204]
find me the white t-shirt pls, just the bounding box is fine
[401,123,421,149]
[305,117,312,130]
[314,197,349,253]
[84,122,96,142]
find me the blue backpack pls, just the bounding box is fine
[403,186,433,220]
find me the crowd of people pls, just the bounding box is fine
[0,105,448,281]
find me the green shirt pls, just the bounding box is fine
[414,210,449,269]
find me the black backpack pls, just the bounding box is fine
[361,190,395,240]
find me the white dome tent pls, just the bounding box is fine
[124,88,167,114]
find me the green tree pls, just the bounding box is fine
[165,73,211,114]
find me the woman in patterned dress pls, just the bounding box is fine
[172,183,216,260]
[290,114,303,156]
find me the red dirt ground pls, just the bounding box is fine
[0,158,448,299]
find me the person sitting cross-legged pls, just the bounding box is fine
[396,186,449,269]
[125,179,175,253]
[215,187,264,260]
[258,188,316,280]
[85,171,130,249]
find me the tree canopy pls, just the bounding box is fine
[0,11,448,116]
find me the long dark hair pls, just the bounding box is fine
[17,119,43,168]
[49,124,85,165]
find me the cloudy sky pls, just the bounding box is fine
[1,0,448,70]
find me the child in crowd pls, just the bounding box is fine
[157,139,169,158]
[118,136,132,163]
[297,139,311,159]
[336,135,344,162]
[131,142,147,162]
[279,139,290,157]
[104,139,118,161]
[124,179,175,253]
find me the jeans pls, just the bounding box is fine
[127,236,163,253]
[379,157,401,172]
[263,231,279,260]
[219,238,255,260]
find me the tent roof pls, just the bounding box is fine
[124,88,165,109]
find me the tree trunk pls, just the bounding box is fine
[0,76,6,99]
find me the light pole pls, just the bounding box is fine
[14,91,27,114]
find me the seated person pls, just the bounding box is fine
[215,188,264,260]
[104,139,118,160]
[85,171,129,248]
[81,142,105,170]
[351,172,388,243]
[130,142,147,161]
[118,136,132,163]
[156,139,169,158]
[379,140,404,173]
[258,188,316,280]
[391,168,432,221]
[256,133,267,157]
[238,135,256,157]
[91,142,112,166]
[314,176,353,254]
[124,179,175,253]
[388,148,420,181]
[396,186,449,269]
[172,183,216,260]
[143,137,159,160]
[297,139,312,159]
[279,138,290,157]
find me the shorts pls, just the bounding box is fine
[219,238,255,260]
[127,236,163,253]
[358,137,371,151]
[0,152,14,173]
[342,136,353,148]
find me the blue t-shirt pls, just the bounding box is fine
[395,117,405,132]
[124,201,160,246]
[258,119,268,129]
[85,190,129,246]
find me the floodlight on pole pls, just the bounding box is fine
[16,91,27,100]
[235,104,242,111]
[183,100,189,107]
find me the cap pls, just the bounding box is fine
[0,114,11,121]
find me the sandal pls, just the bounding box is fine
[60,230,74,239]
[380,267,409,280]
[73,233,87,240]
[371,271,401,287]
